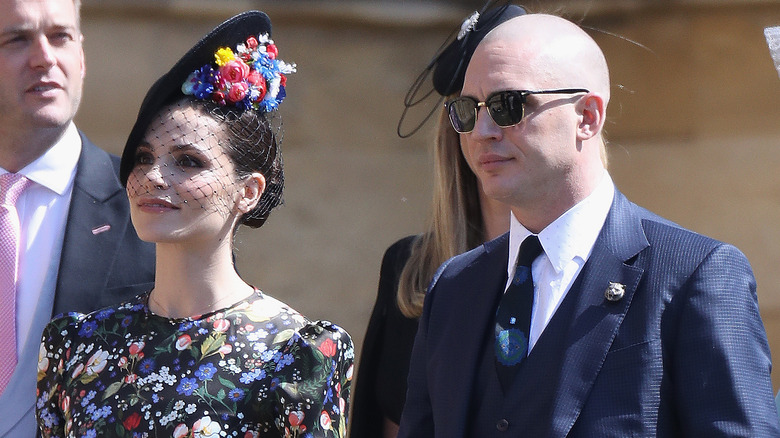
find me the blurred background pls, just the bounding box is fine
[78,0,780,387]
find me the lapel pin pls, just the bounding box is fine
[91,224,111,235]
[605,282,625,302]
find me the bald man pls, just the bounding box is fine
[397,13,780,437]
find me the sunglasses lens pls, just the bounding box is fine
[447,98,477,133]
[486,91,524,127]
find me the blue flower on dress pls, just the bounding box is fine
[227,388,244,402]
[274,353,294,372]
[94,308,115,321]
[195,363,217,381]
[269,377,281,391]
[138,358,155,375]
[78,321,98,338]
[121,316,133,327]
[239,368,267,384]
[176,377,198,396]
[80,390,96,407]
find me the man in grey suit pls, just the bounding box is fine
[0,0,154,435]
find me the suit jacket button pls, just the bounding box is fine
[496,419,509,431]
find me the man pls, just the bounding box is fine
[0,0,154,435]
[398,13,780,437]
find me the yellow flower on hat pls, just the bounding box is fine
[214,47,236,67]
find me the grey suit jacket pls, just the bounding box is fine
[0,133,155,437]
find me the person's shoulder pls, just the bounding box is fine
[298,320,354,352]
[250,292,354,353]
[382,234,419,262]
[631,202,721,246]
[51,294,146,327]
[443,231,508,273]
[75,130,122,174]
[623,197,746,264]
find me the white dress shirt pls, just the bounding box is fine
[506,171,614,352]
[1,123,80,352]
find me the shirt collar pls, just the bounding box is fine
[508,171,615,275]
[7,123,81,195]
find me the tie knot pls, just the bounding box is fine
[517,235,542,268]
[0,173,30,206]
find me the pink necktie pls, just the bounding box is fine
[0,173,30,395]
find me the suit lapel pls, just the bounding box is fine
[506,191,650,436]
[52,134,131,315]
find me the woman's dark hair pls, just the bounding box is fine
[200,100,284,229]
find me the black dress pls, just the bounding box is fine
[351,235,421,437]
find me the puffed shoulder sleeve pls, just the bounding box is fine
[36,313,84,438]
[274,320,354,438]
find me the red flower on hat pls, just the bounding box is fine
[247,71,267,100]
[266,43,278,59]
[220,59,250,83]
[227,82,249,103]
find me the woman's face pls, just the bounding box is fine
[126,103,247,245]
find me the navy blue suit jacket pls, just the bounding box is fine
[398,190,780,437]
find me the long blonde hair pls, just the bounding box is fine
[396,105,485,318]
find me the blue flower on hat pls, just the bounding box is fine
[181,33,296,112]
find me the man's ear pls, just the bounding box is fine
[577,93,606,140]
[237,172,266,214]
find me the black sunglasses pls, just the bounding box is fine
[445,88,589,133]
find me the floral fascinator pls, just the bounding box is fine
[120,11,294,228]
[120,10,293,185]
[397,1,525,138]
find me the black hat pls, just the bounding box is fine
[119,11,273,185]
[397,2,526,138]
[432,4,526,96]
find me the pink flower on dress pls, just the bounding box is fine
[128,341,145,356]
[289,410,304,427]
[213,319,230,332]
[176,334,192,351]
[318,338,337,358]
[71,363,84,379]
[173,423,189,438]
[218,344,233,356]
[320,410,331,430]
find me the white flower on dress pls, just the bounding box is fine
[193,415,222,438]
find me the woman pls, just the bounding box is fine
[350,3,526,437]
[36,11,352,437]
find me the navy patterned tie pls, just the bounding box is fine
[494,235,542,388]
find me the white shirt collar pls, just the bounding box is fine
[6,122,81,195]
[508,171,615,277]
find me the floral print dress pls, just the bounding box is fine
[36,290,353,438]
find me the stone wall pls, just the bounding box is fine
[78,1,780,387]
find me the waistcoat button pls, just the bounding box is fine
[496,419,509,431]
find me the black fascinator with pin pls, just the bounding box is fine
[397,1,526,138]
